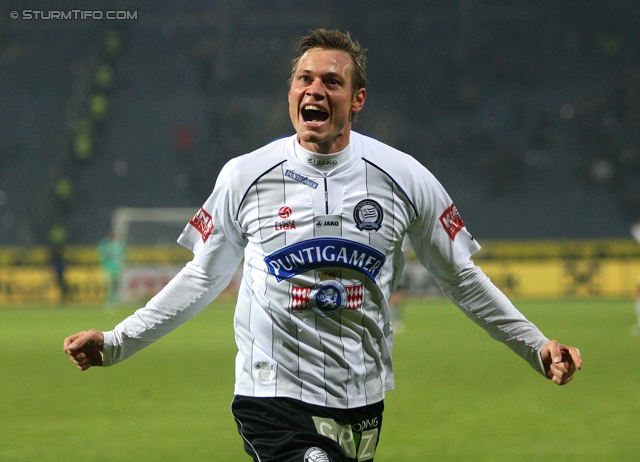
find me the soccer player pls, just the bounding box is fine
[632,222,640,336]
[388,237,411,334]
[64,29,582,462]
[96,231,126,304]
[632,276,640,337]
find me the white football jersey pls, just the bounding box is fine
[103,131,548,409]
[177,132,481,408]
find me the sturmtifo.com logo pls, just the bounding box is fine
[10,10,138,20]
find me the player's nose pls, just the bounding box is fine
[305,78,325,98]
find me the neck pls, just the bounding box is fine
[298,129,351,154]
[294,139,354,173]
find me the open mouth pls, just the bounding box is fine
[301,105,329,123]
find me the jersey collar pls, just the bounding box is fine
[287,134,360,177]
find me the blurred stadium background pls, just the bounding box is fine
[2,2,640,461]
[1,0,639,304]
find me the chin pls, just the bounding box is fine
[298,130,327,144]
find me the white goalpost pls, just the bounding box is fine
[111,207,198,303]
[108,207,432,303]
[112,207,198,246]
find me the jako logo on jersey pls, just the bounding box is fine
[189,207,214,242]
[315,219,340,227]
[439,203,465,241]
[278,206,292,219]
[285,170,318,189]
[307,157,338,167]
[354,199,383,231]
[265,237,386,282]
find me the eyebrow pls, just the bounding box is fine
[296,69,345,81]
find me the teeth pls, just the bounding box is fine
[304,105,326,112]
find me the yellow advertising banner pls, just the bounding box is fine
[1,240,639,304]
[479,259,640,298]
[0,267,105,305]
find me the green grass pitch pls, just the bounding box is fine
[1,297,638,461]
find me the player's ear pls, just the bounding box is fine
[351,88,366,115]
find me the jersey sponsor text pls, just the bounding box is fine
[265,237,386,282]
[439,203,465,241]
[275,219,297,231]
[189,207,214,242]
[285,169,318,189]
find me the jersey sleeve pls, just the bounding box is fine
[403,163,547,375]
[102,260,233,366]
[101,159,247,366]
[436,260,548,375]
[177,158,247,275]
[405,167,481,280]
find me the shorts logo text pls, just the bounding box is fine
[312,416,379,461]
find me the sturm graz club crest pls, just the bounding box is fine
[308,280,348,317]
[354,199,383,231]
[304,446,332,462]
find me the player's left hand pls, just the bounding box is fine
[63,330,104,371]
[540,340,582,385]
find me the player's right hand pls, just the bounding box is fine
[540,339,582,385]
[63,330,104,371]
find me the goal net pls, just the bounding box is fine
[111,207,241,303]
[113,207,196,247]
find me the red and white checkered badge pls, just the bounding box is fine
[439,203,465,241]
[189,207,214,242]
[291,283,363,312]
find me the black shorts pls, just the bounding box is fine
[231,395,384,462]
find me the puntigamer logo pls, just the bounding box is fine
[264,238,386,282]
[285,170,318,189]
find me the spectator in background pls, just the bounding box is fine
[97,232,126,305]
[631,222,640,336]
[388,283,406,334]
[388,237,411,334]
[633,276,640,337]
[49,242,69,303]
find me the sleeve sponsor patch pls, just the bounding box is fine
[439,203,465,241]
[189,207,214,242]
